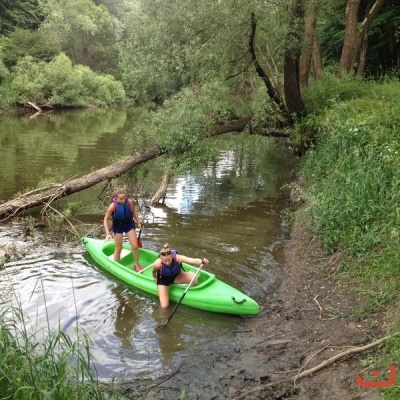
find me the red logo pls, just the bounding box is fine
[356,365,396,387]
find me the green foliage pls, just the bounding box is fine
[146,80,259,171]
[381,334,400,399]
[40,0,119,76]
[300,78,400,256]
[10,55,47,104]
[0,307,109,399]
[302,73,371,116]
[10,53,125,106]
[2,28,61,68]
[0,59,17,108]
[298,76,400,395]
[119,0,288,102]
[0,0,45,35]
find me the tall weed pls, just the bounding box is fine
[300,79,400,256]
[0,307,110,399]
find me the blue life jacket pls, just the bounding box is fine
[158,250,184,281]
[111,198,133,227]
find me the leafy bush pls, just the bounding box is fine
[0,60,17,108]
[2,28,61,68]
[10,53,126,107]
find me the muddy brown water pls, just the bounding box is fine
[0,107,297,381]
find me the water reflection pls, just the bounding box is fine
[0,108,297,380]
[0,106,145,202]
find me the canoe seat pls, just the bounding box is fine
[108,248,131,260]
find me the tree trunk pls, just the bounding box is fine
[299,0,319,87]
[356,31,368,75]
[338,0,361,75]
[0,146,162,221]
[312,37,324,80]
[352,0,386,74]
[0,116,259,220]
[338,0,385,75]
[283,0,306,118]
[249,12,287,116]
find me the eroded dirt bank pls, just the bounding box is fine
[123,218,384,399]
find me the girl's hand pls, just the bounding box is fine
[105,234,112,241]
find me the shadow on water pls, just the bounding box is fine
[0,107,297,380]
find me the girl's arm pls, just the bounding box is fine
[103,205,114,239]
[176,255,209,267]
[152,260,162,280]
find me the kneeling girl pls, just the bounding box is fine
[152,243,209,308]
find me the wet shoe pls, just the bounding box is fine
[134,264,143,272]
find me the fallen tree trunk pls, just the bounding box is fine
[0,115,286,221]
[0,145,162,221]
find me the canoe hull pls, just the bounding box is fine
[81,237,260,315]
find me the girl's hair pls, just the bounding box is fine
[113,187,128,197]
[161,243,170,251]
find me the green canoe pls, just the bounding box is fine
[82,237,260,316]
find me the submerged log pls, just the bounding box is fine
[151,170,173,205]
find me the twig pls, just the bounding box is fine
[41,204,80,238]
[233,332,400,399]
[313,294,323,317]
[294,344,329,386]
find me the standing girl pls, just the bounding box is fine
[103,188,143,272]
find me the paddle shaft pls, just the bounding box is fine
[137,228,142,248]
[165,263,204,325]
[138,263,153,274]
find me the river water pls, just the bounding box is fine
[0,106,296,380]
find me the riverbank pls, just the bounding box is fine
[124,214,385,399]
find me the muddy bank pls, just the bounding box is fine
[119,218,384,400]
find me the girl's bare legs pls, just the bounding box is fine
[126,228,140,269]
[157,285,170,308]
[113,233,123,261]
[174,271,198,286]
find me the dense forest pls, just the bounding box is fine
[1,1,400,399]
[0,0,399,112]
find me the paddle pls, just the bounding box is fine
[138,263,154,274]
[161,262,204,326]
[137,228,142,248]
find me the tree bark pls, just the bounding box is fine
[299,0,319,87]
[338,0,385,75]
[283,0,306,118]
[151,170,173,205]
[249,12,287,116]
[312,36,323,80]
[353,0,386,74]
[338,0,361,75]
